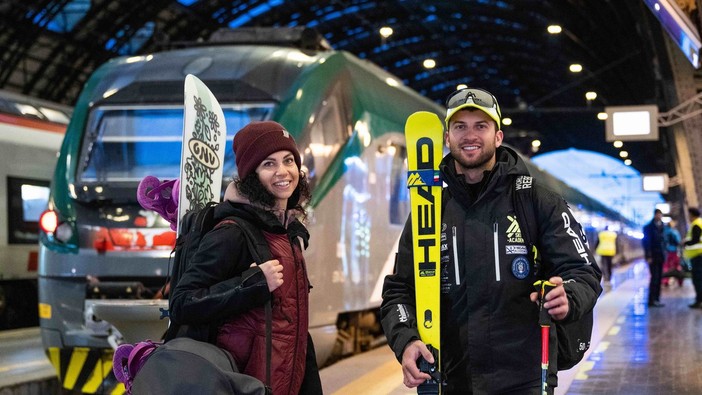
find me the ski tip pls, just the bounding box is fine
[406,111,443,126]
[405,111,444,136]
[184,74,200,83]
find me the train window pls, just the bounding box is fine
[302,85,347,186]
[7,177,50,244]
[13,103,44,120]
[38,107,71,124]
[78,104,273,183]
[389,144,409,225]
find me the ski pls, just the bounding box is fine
[405,111,444,394]
[176,74,227,234]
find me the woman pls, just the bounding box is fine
[662,220,683,287]
[169,121,322,395]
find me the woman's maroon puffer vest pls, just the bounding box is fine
[216,230,310,395]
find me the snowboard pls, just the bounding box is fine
[405,111,444,394]
[176,74,227,235]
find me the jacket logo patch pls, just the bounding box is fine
[397,304,409,323]
[507,215,524,243]
[511,256,530,279]
[506,245,527,255]
[515,175,533,190]
[562,212,592,265]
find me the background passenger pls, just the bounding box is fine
[643,209,666,307]
[684,208,702,309]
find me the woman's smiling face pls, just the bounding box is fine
[255,150,299,210]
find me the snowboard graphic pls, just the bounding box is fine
[405,111,444,394]
[176,74,227,234]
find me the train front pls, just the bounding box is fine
[36,43,314,393]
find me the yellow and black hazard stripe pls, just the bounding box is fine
[46,347,125,394]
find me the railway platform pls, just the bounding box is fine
[321,259,702,394]
[1,259,700,394]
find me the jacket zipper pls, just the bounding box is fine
[290,237,301,393]
[452,226,460,285]
[493,222,500,281]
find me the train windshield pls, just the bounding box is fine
[78,104,273,184]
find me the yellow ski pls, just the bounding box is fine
[405,111,444,394]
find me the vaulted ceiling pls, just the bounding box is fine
[0,0,689,175]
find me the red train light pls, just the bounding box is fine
[39,209,58,234]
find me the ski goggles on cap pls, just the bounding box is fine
[445,88,502,129]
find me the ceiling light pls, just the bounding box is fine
[624,159,632,165]
[456,84,468,90]
[423,59,436,69]
[502,117,512,126]
[613,140,623,148]
[379,26,393,38]
[585,91,597,101]
[619,150,629,158]
[531,139,541,148]
[569,64,583,73]
[547,25,562,34]
[597,112,608,120]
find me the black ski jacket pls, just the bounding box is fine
[381,146,602,394]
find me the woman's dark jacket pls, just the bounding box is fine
[380,146,602,394]
[169,200,318,395]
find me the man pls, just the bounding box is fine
[596,226,617,282]
[380,87,602,394]
[683,207,702,308]
[642,208,666,307]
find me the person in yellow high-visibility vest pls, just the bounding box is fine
[684,207,702,309]
[596,227,617,282]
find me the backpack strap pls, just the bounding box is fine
[218,216,274,389]
[218,217,274,263]
[512,175,542,275]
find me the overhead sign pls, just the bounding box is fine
[642,173,669,194]
[605,105,659,142]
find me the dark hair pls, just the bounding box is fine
[234,170,311,222]
[689,207,701,218]
[654,208,662,215]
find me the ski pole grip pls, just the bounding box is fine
[533,280,556,326]
[417,344,442,395]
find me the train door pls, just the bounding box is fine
[1,176,50,328]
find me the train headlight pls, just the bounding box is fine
[39,209,74,243]
[39,210,58,233]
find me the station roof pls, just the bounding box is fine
[0,0,692,176]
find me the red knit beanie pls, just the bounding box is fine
[233,121,302,179]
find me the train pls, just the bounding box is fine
[0,90,70,329]
[36,27,641,394]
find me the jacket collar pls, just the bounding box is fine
[439,145,530,209]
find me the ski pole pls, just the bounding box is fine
[533,280,556,395]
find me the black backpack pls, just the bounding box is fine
[162,201,273,339]
[512,175,594,371]
[115,202,275,393]
[156,202,274,389]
